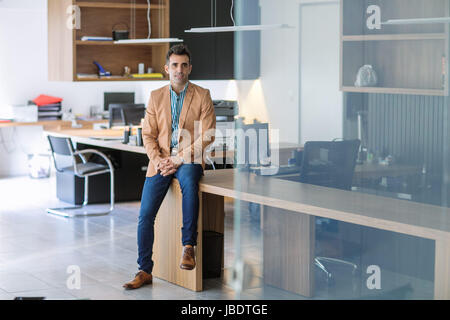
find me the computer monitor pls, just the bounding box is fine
[122,105,146,126]
[108,103,145,128]
[104,92,135,111]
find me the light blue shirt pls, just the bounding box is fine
[169,83,188,149]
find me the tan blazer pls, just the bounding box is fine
[142,82,216,177]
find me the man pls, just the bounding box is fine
[123,44,216,290]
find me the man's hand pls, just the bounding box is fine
[158,156,183,176]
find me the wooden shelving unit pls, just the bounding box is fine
[76,76,164,81]
[75,40,169,46]
[76,1,165,9]
[340,0,450,96]
[48,0,171,82]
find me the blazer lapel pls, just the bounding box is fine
[178,82,194,130]
[161,85,172,148]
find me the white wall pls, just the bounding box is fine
[0,0,236,176]
[257,0,342,144]
[299,0,342,143]
[258,0,300,144]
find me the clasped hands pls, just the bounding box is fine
[158,156,183,176]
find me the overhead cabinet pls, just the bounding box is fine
[340,0,450,96]
[170,0,260,80]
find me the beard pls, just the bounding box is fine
[172,73,187,83]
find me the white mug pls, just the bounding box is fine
[138,63,145,74]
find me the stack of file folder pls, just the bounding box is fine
[31,95,63,121]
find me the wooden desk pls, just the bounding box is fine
[44,128,298,165]
[0,120,107,130]
[196,169,450,299]
[44,129,450,298]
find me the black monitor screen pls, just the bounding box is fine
[104,92,135,111]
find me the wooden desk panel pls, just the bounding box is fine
[263,206,315,297]
[153,180,224,292]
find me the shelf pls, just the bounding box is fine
[341,86,446,96]
[75,76,167,81]
[114,38,183,44]
[75,2,165,9]
[342,33,447,41]
[76,40,169,46]
[382,17,450,25]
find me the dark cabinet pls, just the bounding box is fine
[170,0,260,80]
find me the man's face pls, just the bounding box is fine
[164,54,192,86]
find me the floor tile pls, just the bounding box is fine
[0,271,52,293]
[9,288,77,300]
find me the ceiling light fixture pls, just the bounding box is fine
[185,24,290,33]
[185,0,291,33]
[122,0,183,44]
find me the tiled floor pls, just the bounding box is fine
[0,174,434,300]
[0,173,280,300]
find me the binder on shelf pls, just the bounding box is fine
[81,36,113,41]
[130,73,164,79]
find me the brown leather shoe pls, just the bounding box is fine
[123,271,152,290]
[180,245,196,270]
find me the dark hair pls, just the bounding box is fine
[166,44,192,65]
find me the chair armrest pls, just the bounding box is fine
[73,149,115,176]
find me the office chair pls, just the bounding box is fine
[46,135,115,217]
[108,103,145,128]
[299,139,360,288]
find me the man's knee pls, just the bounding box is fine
[177,164,203,181]
[138,205,157,225]
[180,182,199,197]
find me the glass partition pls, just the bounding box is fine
[231,0,450,300]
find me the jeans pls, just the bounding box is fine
[137,163,203,274]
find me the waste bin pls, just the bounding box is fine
[28,153,51,179]
[202,231,223,279]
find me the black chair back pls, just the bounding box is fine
[121,105,146,126]
[47,136,74,156]
[300,139,360,190]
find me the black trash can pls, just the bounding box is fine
[202,231,224,279]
